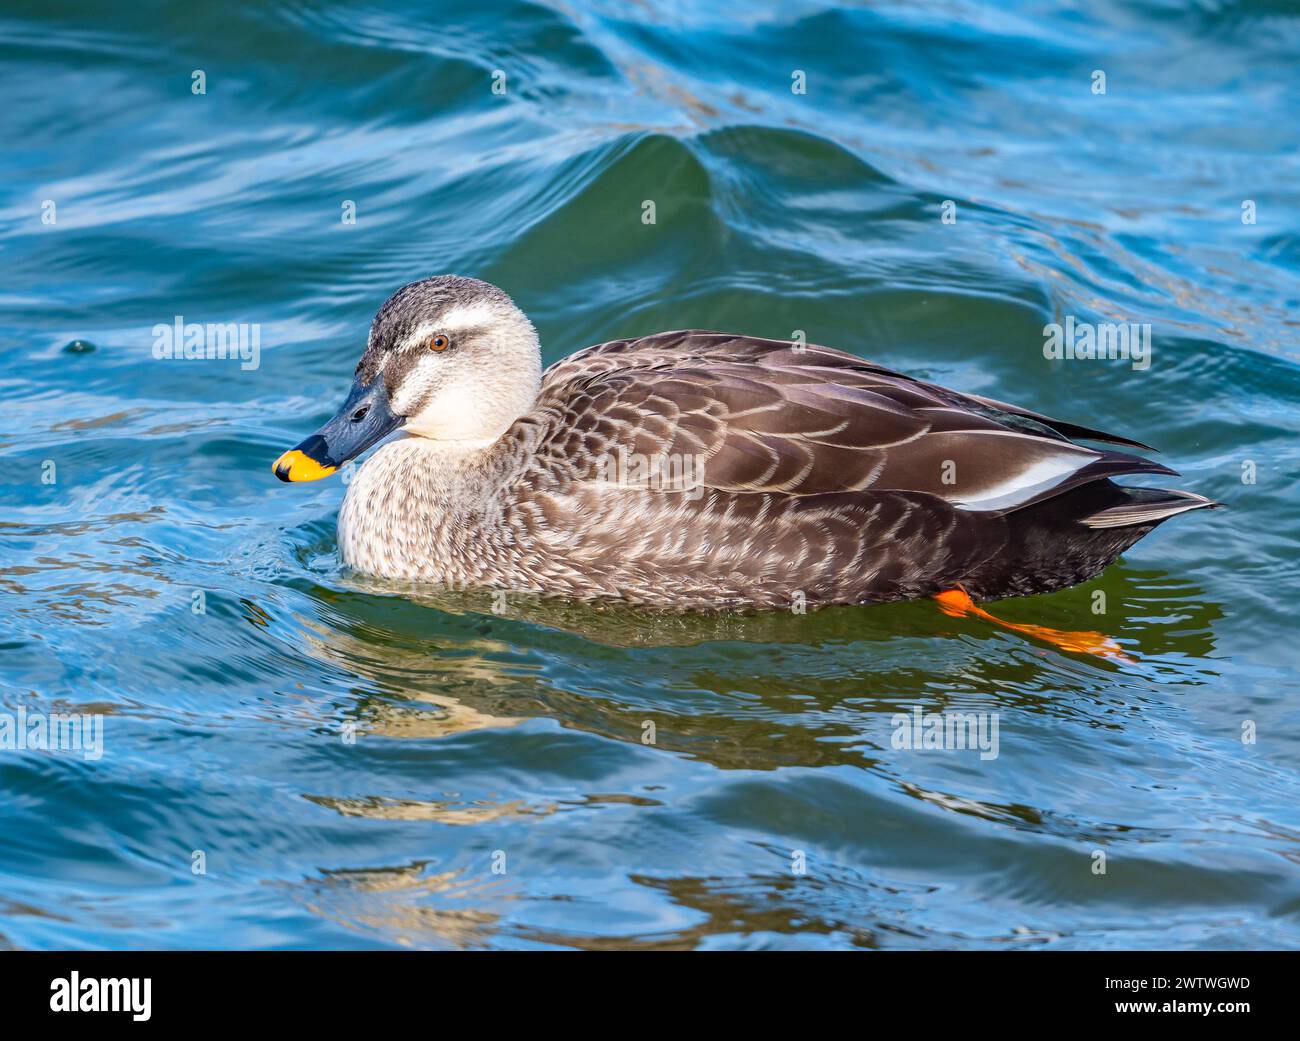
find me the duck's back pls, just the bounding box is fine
[491,331,1213,607]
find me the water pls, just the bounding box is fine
[2,0,1298,950]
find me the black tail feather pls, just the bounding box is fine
[1079,486,1222,529]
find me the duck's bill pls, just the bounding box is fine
[273,375,404,482]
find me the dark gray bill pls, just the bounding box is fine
[273,375,404,482]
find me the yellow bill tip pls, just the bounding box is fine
[273,449,336,483]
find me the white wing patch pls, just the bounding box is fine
[942,430,1098,512]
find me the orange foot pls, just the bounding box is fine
[934,588,1134,662]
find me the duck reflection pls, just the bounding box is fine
[283,563,1224,949]
[284,561,1222,776]
[294,861,508,950]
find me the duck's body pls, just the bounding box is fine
[276,277,1218,613]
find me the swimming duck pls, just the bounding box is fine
[273,276,1217,651]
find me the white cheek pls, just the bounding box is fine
[403,385,484,439]
[390,354,489,441]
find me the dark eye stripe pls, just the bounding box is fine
[413,385,439,415]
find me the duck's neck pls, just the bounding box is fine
[337,432,525,583]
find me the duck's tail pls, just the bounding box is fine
[1077,487,1223,529]
[956,479,1219,601]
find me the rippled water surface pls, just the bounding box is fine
[2,0,1299,949]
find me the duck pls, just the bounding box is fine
[273,275,1218,655]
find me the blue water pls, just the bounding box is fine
[2,0,1299,949]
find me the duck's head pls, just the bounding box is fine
[273,275,541,482]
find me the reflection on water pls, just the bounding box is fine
[258,559,1252,949]
[295,862,509,950]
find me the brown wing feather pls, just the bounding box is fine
[532,331,1168,512]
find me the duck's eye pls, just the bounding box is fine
[429,334,451,352]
